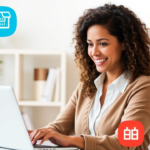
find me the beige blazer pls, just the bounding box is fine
[47,75,150,150]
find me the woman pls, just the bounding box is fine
[29,4,150,150]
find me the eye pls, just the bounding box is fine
[87,43,92,46]
[100,42,108,46]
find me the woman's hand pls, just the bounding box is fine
[40,129,85,149]
[40,128,74,147]
[28,128,47,144]
[28,128,72,147]
[28,128,85,149]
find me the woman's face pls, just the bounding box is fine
[87,24,124,73]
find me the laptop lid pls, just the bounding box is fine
[0,86,79,150]
[0,86,33,150]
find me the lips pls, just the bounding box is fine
[94,58,108,66]
[94,58,108,60]
[94,58,108,63]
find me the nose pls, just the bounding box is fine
[92,45,101,56]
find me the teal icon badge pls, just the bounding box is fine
[0,6,17,37]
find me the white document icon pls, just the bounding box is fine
[0,11,11,29]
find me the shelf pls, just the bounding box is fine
[18,100,61,107]
[0,49,66,128]
[0,49,65,55]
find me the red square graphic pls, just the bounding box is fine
[118,120,144,147]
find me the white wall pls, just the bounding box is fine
[0,0,150,128]
[0,0,150,101]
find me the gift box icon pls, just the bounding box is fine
[0,11,11,29]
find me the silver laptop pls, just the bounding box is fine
[0,86,79,150]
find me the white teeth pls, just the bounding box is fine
[95,58,107,63]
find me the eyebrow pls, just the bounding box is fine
[87,38,109,42]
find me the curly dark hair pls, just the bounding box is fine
[73,3,150,97]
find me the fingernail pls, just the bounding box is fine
[40,141,43,145]
[32,141,35,145]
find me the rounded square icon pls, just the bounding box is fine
[118,120,144,147]
[0,6,17,37]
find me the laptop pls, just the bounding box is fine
[0,86,79,150]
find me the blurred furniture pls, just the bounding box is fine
[0,49,66,128]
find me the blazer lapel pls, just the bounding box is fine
[95,92,123,135]
[82,91,96,135]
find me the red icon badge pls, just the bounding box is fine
[118,120,144,147]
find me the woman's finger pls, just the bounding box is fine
[30,130,39,141]
[40,133,53,144]
[28,130,33,133]
[32,130,46,145]
[28,130,33,135]
[29,130,36,140]
[49,138,58,145]
[28,130,33,136]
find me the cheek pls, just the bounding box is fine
[105,46,121,59]
[88,48,92,57]
[101,47,113,56]
[105,47,116,56]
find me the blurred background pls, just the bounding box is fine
[0,0,150,129]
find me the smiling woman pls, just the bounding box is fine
[73,4,150,98]
[87,25,124,75]
[29,3,150,150]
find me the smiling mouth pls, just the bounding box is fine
[95,58,108,63]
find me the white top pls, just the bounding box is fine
[89,72,130,135]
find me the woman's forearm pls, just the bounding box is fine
[69,136,85,150]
